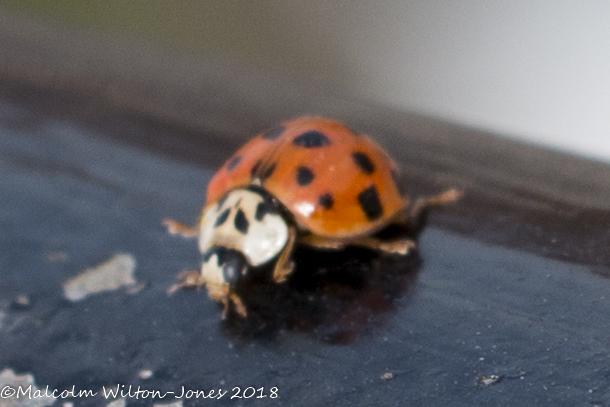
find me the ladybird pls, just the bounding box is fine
[164,117,461,318]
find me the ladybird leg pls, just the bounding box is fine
[409,188,463,219]
[349,236,416,255]
[406,188,463,233]
[221,296,231,319]
[358,237,413,254]
[299,234,346,250]
[167,269,205,295]
[221,293,247,319]
[300,234,415,255]
[272,225,297,283]
[229,293,248,318]
[162,218,198,238]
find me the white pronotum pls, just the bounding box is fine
[199,188,289,267]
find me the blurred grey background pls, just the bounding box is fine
[2,0,609,162]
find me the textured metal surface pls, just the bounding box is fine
[1,80,610,407]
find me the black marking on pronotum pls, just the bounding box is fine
[358,185,383,221]
[226,155,242,171]
[262,126,285,140]
[293,131,331,148]
[255,200,276,221]
[216,194,229,210]
[352,152,375,174]
[261,162,276,180]
[318,193,334,209]
[296,166,315,186]
[251,160,262,177]
[234,208,249,234]
[214,208,231,227]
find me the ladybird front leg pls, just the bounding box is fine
[221,296,231,319]
[167,269,205,295]
[229,293,247,318]
[162,218,199,238]
[220,293,247,319]
[272,225,297,283]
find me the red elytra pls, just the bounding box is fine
[204,117,405,239]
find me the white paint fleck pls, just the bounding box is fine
[14,295,30,307]
[44,251,69,263]
[63,253,137,301]
[0,369,55,407]
[153,401,182,407]
[0,309,5,331]
[380,372,393,380]
[106,398,126,407]
[138,369,153,380]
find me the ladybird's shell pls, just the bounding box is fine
[205,117,405,239]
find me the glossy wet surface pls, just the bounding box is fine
[1,82,610,407]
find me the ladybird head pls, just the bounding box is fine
[199,246,247,302]
[198,188,290,292]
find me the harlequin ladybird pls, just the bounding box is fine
[164,117,461,318]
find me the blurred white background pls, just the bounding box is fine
[262,1,610,162]
[4,0,609,162]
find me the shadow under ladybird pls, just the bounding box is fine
[221,246,421,344]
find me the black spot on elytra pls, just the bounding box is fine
[255,200,276,221]
[214,208,231,227]
[296,166,315,186]
[261,162,276,180]
[318,193,334,209]
[234,208,249,234]
[251,160,262,177]
[293,131,331,148]
[358,185,383,221]
[226,155,242,171]
[352,152,375,174]
[262,126,285,140]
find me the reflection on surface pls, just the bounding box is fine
[222,246,421,344]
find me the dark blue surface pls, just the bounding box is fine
[1,90,610,407]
